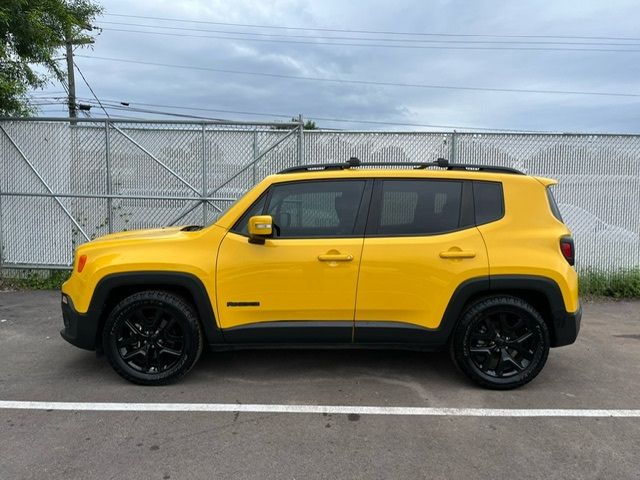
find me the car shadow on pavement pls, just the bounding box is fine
[192,348,467,387]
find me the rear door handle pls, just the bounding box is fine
[318,254,353,262]
[439,250,476,259]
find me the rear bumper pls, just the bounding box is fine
[60,294,99,351]
[551,303,582,347]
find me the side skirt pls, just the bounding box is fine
[221,321,353,343]
[207,342,445,352]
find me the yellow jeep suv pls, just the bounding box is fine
[60,157,581,389]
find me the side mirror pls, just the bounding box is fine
[248,215,273,244]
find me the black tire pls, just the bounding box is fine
[450,296,550,390]
[102,290,203,385]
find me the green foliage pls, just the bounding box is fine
[2,268,639,298]
[0,0,102,115]
[579,269,640,299]
[274,118,318,130]
[0,269,70,290]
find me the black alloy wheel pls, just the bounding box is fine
[115,305,186,374]
[103,291,203,385]
[468,311,541,378]
[451,296,550,390]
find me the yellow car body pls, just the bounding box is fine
[60,159,581,388]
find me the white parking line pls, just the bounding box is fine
[1,401,639,417]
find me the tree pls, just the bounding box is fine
[274,117,318,130]
[0,0,102,116]
[302,119,317,130]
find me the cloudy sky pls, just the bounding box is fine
[33,0,640,132]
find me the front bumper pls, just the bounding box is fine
[551,303,582,347]
[60,294,99,351]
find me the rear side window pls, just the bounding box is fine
[373,180,463,235]
[546,187,564,222]
[473,181,504,225]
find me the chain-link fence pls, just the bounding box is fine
[1,118,639,274]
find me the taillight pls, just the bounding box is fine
[77,254,87,273]
[560,237,575,266]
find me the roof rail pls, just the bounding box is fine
[278,157,524,175]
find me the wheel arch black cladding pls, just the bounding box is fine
[88,272,225,350]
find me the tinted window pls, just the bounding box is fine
[232,194,267,236]
[546,187,564,222]
[266,180,366,238]
[375,180,462,235]
[473,181,504,225]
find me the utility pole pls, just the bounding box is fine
[64,27,93,120]
[65,38,77,119]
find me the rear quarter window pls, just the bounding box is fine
[473,181,504,225]
[546,186,564,222]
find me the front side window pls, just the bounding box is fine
[373,180,463,235]
[262,180,366,238]
[233,194,267,236]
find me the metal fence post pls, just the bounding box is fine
[450,131,457,162]
[105,120,113,233]
[0,124,3,270]
[252,129,258,184]
[0,162,4,270]
[297,114,304,165]
[202,124,207,225]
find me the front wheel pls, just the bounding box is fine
[103,290,203,385]
[450,296,550,390]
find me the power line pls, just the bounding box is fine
[98,104,546,132]
[92,103,225,120]
[79,98,304,122]
[81,97,297,119]
[37,94,595,133]
[103,13,640,42]
[30,101,68,106]
[29,91,68,97]
[29,96,68,101]
[98,20,640,47]
[53,112,144,120]
[74,96,556,132]
[98,27,640,53]
[73,60,109,117]
[75,54,640,98]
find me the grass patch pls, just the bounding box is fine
[579,269,640,299]
[0,270,71,291]
[1,268,639,299]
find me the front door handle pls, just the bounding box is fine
[318,254,353,262]
[439,250,476,259]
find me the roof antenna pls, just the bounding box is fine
[347,156,361,168]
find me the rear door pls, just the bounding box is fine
[354,178,490,342]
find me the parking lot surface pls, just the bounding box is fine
[1,290,639,479]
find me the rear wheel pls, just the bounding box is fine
[103,290,203,385]
[451,296,550,390]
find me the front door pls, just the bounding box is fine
[216,179,371,343]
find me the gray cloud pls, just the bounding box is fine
[36,0,640,132]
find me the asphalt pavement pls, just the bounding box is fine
[1,290,639,479]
